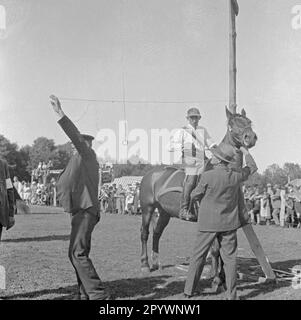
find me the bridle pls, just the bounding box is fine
[228,122,253,149]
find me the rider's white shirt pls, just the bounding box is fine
[167,124,216,165]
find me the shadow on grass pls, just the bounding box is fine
[2,258,301,300]
[2,275,186,300]
[236,257,301,300]
[1,234,70,243]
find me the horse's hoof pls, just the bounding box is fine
[141,266,151,273]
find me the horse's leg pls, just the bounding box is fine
[151,210,170,271]
[140,204,155,273]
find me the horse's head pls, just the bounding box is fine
[226,107,257,149]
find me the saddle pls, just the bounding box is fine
[156,167,185,200]
[155,166,203,219]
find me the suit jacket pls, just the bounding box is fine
[56,116,100,216]
[191,154,257,232]
[0,158,15,227]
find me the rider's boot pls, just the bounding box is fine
[179,175,197,221]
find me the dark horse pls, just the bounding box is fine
[140,107,258,282]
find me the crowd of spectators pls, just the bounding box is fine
[99,183,141,215]
[12,174,141,214]
[244,183,301,228]
[13,176,58,206]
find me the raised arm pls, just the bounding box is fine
[50,95,91,157]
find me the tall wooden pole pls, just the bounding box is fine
[228,0,276,281]
[229,0,237,114]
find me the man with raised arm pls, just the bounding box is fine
[0,158,15,241]
[50,95,112,300]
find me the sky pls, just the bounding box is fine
[1,0,301,172]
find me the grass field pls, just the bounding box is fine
[0,208,301,300]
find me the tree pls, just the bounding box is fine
[0,135,30,181]
[245,172,265,189]
[27,137,56,172]
[283,163,301,182]
[262,164,287,186]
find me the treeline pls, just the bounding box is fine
[0,135,72,181]
[113,162,165,178]
[1,134,300,186]
[245,163,301,188]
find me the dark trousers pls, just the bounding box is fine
[184,229,238,300]
[181,175,198,211]
[69,209,106,300]
[0,225,2,241]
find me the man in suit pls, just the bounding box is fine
[183,144,257,300]
[50,95,111,300]
[0,158,15,241]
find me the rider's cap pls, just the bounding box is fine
[187,107,201,119]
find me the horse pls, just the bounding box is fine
[139,107,258,284]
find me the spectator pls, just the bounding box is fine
[285,188,295,228]
[13,176,23,199]
[133,182,141,215]
[49,178,57,207]
[99,187,109,213]
[291,187,301,229]
[251,187,261,225]
[23,182,31,205]
[20,181,26,200]
[125,187,134,214]
[115,184,125,214]
[260,189,271,225]
[112,184,117,213]
[271,185,281,226]
[106,186,114,213]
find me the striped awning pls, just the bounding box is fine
[104,176,143,190]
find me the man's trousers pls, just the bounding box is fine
[184,229,238,300]
[69,209,106,300]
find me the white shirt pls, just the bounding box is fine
[167,124,216,164]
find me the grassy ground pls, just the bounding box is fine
[0,208,301,300]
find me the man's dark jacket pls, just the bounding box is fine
[56,116,99,216]
[0,158,15,227]
[191,154,257,232]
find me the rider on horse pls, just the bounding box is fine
[167,107,217,221]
